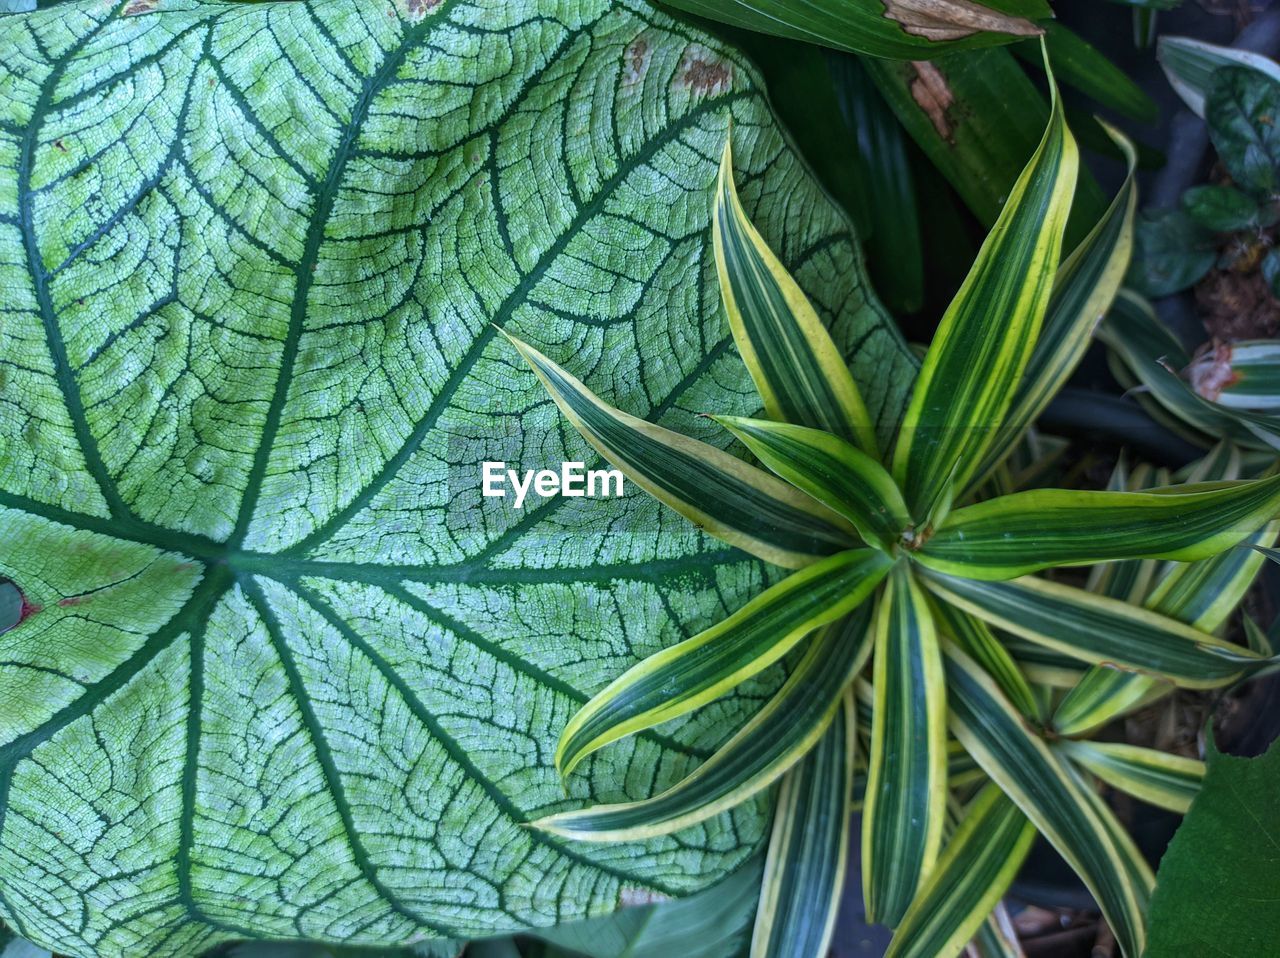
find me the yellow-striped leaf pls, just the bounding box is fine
[506,332,857,569]
[557,549,891,777]
[975,121,1137,483]
[885,784,1036,958]
[944,642,1149,957]
[750,694,855,958]
[916,476,1280,579]
[863,564,947,927]
[1057,740,1204,814]
[931,599,1039,720]
[713,416,911,551]
[714,138,879,455]
[924,570,1272,688]
[893,62,1079,514]
[533,607,872,840]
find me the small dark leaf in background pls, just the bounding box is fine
[1181,183,1262,231]
[1128,208,1218,297]
[1206,66,1280,199]
[1144,734,1280,958]
[1262,249,1280,299]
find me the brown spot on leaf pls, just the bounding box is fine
[882,0,1040,42]
[53,138,68,153]
[677,46,731,98]
[122,0,157,16]
[624,38,650,86]
[909,61,954,141]
[1188,340,1239,401]
[401,0,440,21]
[58,595,92,608]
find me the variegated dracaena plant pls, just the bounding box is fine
[503,72,1280,958]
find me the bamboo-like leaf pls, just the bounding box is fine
[506,333,858,569]
[1057,740,1204,814]
[884,784,1036,958]
[712,416,910,551]
[714,139,879,455]
[1016,23,1158,122]
[916,476,1280,579]
[660,0,1046,62]
[863,564,947,927]
[893,62,1078,515]
[1253,544,1280,564]
[1199,341,1280,410]
[975,121,1137,483]
[1054,514,1274,736]
[750,693,855,958]
[931,600,1039,719]
[1101,292,1280,451]
[923,571,1271,688]
[943,642,1148,957]
[557,549,891,777]
[534,607,872,840]
[1244,614,1276,655]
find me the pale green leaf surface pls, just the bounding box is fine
[0,1,914,952]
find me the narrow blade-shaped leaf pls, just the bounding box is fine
[750,694,855,958]
[863,565,947,927]
[712,416,910,551]
[892,62,1078,514]
[884,784,1036,958]
[917,477,1280,580]
[975,122,1137,483]
[944,643,1148,957]
[660,0,1045,61]
[714,139,878,455]
[1016,23,1157,122]
[931,600,1039,719]
[1051,668,1170,739]
[506,333,858,569]
[1057,740,1204,814]
[1102,292,1280,451]
[924,571,1271,688]
[1200,341,1280,409]
[557,549,891,776]
[534,607,872,840]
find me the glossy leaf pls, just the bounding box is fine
[658,0,1045,61]
[712,417,910,551]
[931,600,1038,719]
[556,549,891,777]
[750,696,855,958]
[884,785,1035,958]
[1182,184,1263,232]
[1159,34,1280,118]
[533,608,872,840]
[1126,209,1217,298]
[916,476,1280,579]
[714,137,878,453]
[924,571,1272,687]
[944,643,1149,958]
[507,334,858,569]
[1015,22,1158,122]
[1207,67,1280,197]
[893,63,1078,515]
[863,565,947,927]
[975,120,1137,483]
[0,2,917,948]
[1057,740,1203,814]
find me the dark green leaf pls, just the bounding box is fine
[1145,736,1280,958]
[1127,209,1217,297]
[1182,184,1262,232]
[1207,66,1280,198]
[1015,22,1157,123]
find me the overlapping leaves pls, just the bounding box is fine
[513,61,1280,958]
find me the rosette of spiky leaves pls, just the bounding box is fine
[505,66,1280,958]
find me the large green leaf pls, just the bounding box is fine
[0,1,914,953]
[1145,736,1280,958]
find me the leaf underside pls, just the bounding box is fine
[0,1,914,953]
